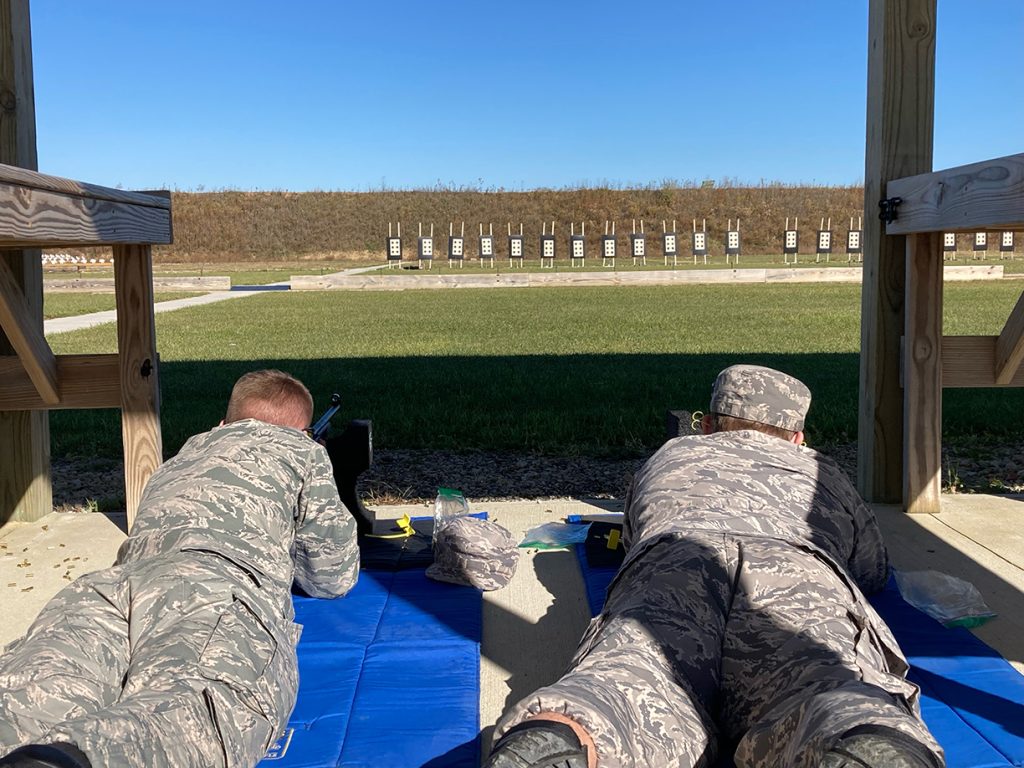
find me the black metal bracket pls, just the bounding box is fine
[879,196,902,224]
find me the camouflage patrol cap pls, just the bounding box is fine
[426,516,519,591]
[709,364,811,432]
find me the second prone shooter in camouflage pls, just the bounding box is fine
[486,365,945,768]
[0,370,360,768]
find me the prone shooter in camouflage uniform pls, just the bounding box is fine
[486,365,945,768]
[0,370,360,768]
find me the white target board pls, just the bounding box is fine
[418,237,433,258]
[693,232,707,254]
[571,237,585,259]
[974,232,987,250]
[542,236,555,259]
[663,233,677,256]
[784,230,798,252]
[817,230,832,252]
[847,230,861,252]
[943,233,956,251]
[509,237,523,258]
[387,237,402,260]
[480,236,494,257]
[603,237,616,258]
[1001,231,1015,251]
[726,231,740,252]
[449,237,464,257]
[631,235,645,257]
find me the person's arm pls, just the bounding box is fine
[292,442,359,598]
[826,463,889,594]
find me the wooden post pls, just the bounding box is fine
[904,232,942,513]
[0,0,50,524]
[859,0,936,505]
[114,244,162,529]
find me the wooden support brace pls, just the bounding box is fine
[114,244,162,529]
[0,353,120,409]
[903,232,942,514]
[0,255,58,404]
[943,335,1024,387]
[885,152,1024,235]
[995,290,1024,385]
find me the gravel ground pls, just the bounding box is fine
[51,438,1024,514]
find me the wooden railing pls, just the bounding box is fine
[0,162,171,526]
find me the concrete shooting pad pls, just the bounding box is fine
[2,494,1023,760]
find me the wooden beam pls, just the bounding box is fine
[0,162,170,209]
[903,233,942,514]
[944,336,1024,387]
[0,180,172,248]
[995,290,1024,385]
[885,152,1024,235]
[0,256,57,403]
[114,244,162,529]
[0,353,120,409]
[0,0,50,525]
[859,0,936,505]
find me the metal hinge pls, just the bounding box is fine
[878,196,902,224]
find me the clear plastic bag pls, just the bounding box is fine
[518,521,592,550]
[433,487,469,545]
[894,569,997,628]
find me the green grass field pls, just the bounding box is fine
[43,293,203,319]
[46,281,1024,460]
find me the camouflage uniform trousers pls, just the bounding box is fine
[0,552,300,768]
[497,533,944,768]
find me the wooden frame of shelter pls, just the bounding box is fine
[0,166,171,528]
[859,0,1024,513]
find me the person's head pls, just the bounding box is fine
[224,369,314,431]
[699,364,810,445]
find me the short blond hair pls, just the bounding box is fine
[224,369,313,430]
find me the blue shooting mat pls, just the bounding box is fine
[571,520,1024,768]
[259,522,482,768]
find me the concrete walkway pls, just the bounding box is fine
[2,493,1023,760]
[42,263,390,336]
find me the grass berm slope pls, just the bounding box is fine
[155,184,869,262]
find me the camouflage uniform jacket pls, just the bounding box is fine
[117,419,360,615]
[622,430,888,595]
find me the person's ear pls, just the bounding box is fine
[790,429,804,445]
[700,414,714,435]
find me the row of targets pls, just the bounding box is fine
[385,220,746,268]
[782,218,865,265]
[943,231,1017,260]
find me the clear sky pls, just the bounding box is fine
[29,1,1023,192]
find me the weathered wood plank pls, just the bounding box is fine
[0,255,56,403]
[0,181,171,247]
[903,233,942,514]
[0,162,170,209]
[0,0,50,524]
[942,336,1024,387]
[114,244,162,529]
[0,353,119,409]
[859,0,937,506]
[886,153,1024,235]
[995,290,1024,385]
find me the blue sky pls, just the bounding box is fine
[30,1,1023,192]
